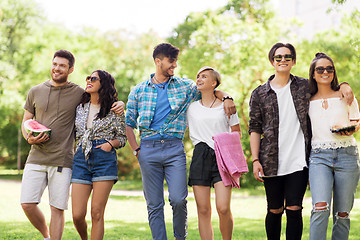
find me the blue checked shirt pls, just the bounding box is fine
[126,74,200,139]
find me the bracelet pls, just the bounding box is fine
[252,158,260,163]
[222,96,234,102]
[107,140,114,149]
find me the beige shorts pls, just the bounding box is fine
[20,163,72,210]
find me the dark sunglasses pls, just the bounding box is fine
[315,66,334,74]
[273,54,293,62]
[86,76,99,82]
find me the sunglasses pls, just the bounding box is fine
[86,76,99,82]
[273,54,293,62]
[315,66,334,74]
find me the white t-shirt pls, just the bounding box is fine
[187,101,240,149]
[271,80,307,176]
[309,97,360,149]
[87,103,100,129]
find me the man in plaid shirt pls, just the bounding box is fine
[125,43,236,240]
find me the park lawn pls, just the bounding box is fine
[1,179,360,239]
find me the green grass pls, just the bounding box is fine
[1,179,360,239]
[2,168,360,239]
[113,179,144,191]
[0,167,23,181]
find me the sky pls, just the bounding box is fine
[34,0,229,38]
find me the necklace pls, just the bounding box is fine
[321,98,328,110]
[200,97,217,108]
[153,76,167,89]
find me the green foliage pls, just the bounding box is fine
[332,0,347,4]
[1,0,360,188]
[0,0,160,168]
[168,1,283,186]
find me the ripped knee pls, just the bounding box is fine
[313,202,329,212]
[269,207,284,214]
[286,205,302,211]
[336,212,349,219]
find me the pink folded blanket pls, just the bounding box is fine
[214,132,248,189]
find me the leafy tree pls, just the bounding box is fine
[168,0,283,187]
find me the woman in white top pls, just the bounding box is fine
[308,53,360,240]
[187,66,240,240]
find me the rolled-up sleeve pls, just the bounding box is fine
[125,87,138,129]
[248,89,263,135]
[114,113,127,148]
[188,81,201,101]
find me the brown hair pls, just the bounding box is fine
[197,66,221,88]
[53,49,75,68]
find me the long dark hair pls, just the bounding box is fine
[81,70,118,119]
[308,52,339,96]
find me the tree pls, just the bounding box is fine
[167,0,284,187]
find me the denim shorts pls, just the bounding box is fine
[71,139,118,185]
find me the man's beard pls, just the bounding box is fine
[162,68,173,78]
[52,75,68,84]
[160,63,174,77]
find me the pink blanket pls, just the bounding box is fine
[214,132,248,189]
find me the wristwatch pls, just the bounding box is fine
[133,147,140,156]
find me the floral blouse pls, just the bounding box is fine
[75,102,126,159]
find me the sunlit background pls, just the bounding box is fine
[1,0,360,238]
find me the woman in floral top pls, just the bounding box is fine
[71,70,126,240]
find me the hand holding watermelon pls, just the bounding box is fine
[24,120,51,144]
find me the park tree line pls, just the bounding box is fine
[0,0,359,186]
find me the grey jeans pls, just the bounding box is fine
[138,138,188,240]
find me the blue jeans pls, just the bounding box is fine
[309,146,360,240]
[138,138,188,240]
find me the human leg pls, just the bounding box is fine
[308,149,335,240]
[193,186,212,239]
[21,203,49,238]
[20,164,49,238]
[49,206,64,240]
[138,140,167,240]
[214,181,233,240]
[284,168,308,240]
[164,139,188,240]
[331,146,360,240]
[71,183,92,240]
[47,166,72,240]
[90,181,114,240]
[263,176,285,240]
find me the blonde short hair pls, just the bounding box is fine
[196,66,221,88]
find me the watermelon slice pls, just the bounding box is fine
[24,119,51,137]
